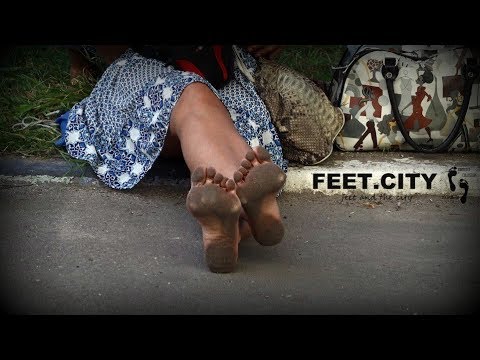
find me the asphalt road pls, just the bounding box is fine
[1,180,479,314]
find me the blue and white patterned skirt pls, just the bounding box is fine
[65,46,287,189]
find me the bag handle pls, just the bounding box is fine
[381,57,479,153]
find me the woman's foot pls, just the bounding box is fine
[68,49,96,85]
[233,146,287,246]
[186,166,242,273]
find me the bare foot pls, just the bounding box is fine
[70,66,91,85]
[234,146,287,246]
[68,49,95,85]
[239,217,252,240]
[186,166,242,273]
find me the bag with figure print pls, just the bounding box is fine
[329,45,480,153]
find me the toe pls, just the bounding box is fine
[226,179,236,191]
[191,167,206,186]
[245,150,256,162]
[213,172,224,184]
[238,167,248,176]
[220,178,228,188]
[253,146,272,162]
[241,159,252,169]
[233,171,244,183]
[206,166,216,182]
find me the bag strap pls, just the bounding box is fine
[381,57,479,153]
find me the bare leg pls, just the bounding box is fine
[94,45,129,65]
[425,127,433,142]
[161,112,252,240]
[169,83,252,177]
[68,46,129,84]
[169,83,284,271]
[170,83,250,272]
[68,49,94,83]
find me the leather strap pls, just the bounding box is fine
[382,55,479,153]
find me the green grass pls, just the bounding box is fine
[0,45,345,158]
[276,45,345,81]
[0,46,95,158]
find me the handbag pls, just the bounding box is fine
[329,46,480,153]
[234,47,345,165]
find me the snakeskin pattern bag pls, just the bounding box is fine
[235,47,345,165]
